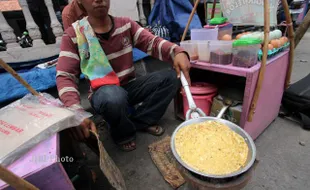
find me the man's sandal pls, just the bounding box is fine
[117,140,136,152]
[145,125,165,136]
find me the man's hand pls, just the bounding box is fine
[173,52,191,85]
[70,118,97,141]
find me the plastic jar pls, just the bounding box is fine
[204,22,233,40]
[209,40,233,65]
[232,38,262,68]
[197,41,211,62]
[180,40,199,61]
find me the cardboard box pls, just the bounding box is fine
[210,96,242,126]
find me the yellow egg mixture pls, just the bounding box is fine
[175,121,249,175]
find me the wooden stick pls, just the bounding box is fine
[0,59,39,96]
[281,0,295,88]
[181,0,200,42]
[248,0,270,122]
[204,0,207,23]
[295,10,310,48]
[211,0,217,19]
[0,165,39,190]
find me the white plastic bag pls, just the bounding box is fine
[220,0,279,26]
[0,93,92,166]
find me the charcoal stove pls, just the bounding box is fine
[177,160,258,190]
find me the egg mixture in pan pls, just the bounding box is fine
[175,120,249,175]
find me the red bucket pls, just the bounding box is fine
[181,82,218,117]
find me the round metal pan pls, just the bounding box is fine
[171,72,256,179]
[170,115,256,179]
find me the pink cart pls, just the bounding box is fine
[175,50,290,140]
[0,134,74,190]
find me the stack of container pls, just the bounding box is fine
[180,17,234,65]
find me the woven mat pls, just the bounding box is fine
[148,136,185,189]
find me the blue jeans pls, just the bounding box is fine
[90,69,180,144]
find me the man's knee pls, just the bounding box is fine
[91,85,128,113]
[160,70,180,89]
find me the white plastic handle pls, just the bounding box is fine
[180,72,206,120]
[180,72,196,110]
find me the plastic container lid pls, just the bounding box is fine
[209,17,228,25]
[233,38,262,47]
[204,22,232,29]
[191,28,218,41]
[182,82,218,95]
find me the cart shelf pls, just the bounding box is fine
[191,61,261,77]
[175,50,290,140]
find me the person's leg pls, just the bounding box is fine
[41,8,56,44]
[123,69,180,132]
[90,85,136,150]
[30,11,49,44]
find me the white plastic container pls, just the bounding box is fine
[191,28,218,41]
[180,40,199,61]
[209,41,233,65]
[197,41,211,62]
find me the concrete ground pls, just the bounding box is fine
[72,31,310,190]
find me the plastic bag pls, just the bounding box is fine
[148,0,202,41]
[0,93,92,166]
[220,0,279,26]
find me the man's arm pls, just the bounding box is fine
[130,20,186,63]
[56,31,82,110]
[129,19,191,83]
[57,30,97,139]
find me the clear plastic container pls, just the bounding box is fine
[232,38,261,68]
[218,24,233,40]
[209,41,233,65]
[191,28,218,41]
[197,41,211,62]
[204,22,233,40]
[232,45,260,68]
[180,40,198,61]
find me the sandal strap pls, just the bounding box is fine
[116,135,136,145]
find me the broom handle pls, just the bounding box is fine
[247,0,270,121]
[181,0,200,42]
[281,0,295,88]
[211,0,217,19]
[0,59,39,96]
[0,165,39,190]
